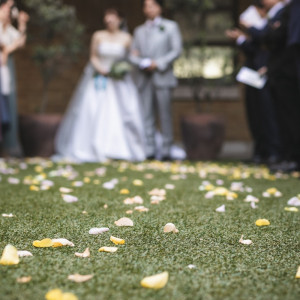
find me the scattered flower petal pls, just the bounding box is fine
[0,244,19,265]
[110,236,125,245]
[287,197,300,206]
[149,188,166,196]
[89,228,109,235]
[2,213,14,218]
[75,248,90,258]
[216,205,225,213]
[120,189,130,195]
[284,207,298,212]
[115,217,134,227]
[52,238,74,247]
[296,266,300,279]
[251,202,258,209]
[188,264,196,269]
[124,196,143,205]
[33,238,53,248]
[141,271,169,289]
[98,247,118,253]
[239,235,253,245]
[134,206,149,212]
[133,179,143,186]
[17,251,33,257]
[62,194,78,203]
[45,289,78,300]
[8,177,20,184]
[68,273,93,283]
[244,195,259,203]
[255,219,270,226]
[163,223,179,233]
[17,276,32,283]
[59,187,73,193]
[165,184,175,190]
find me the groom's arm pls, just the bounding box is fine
[129,29,144,67]
[155,22,182,72]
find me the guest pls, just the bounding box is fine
[243,0,300,172]
[0,0,29,157]
[130,0,182,161]
[55,8,146,162]
[226,0,282,164]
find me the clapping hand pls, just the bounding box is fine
[225,28,244,41]
[18,11,30,24]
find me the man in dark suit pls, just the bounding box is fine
[227,0,282,164]
[288,0,300,89]
[243,0,300,172]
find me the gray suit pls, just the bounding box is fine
[130,18,182,157]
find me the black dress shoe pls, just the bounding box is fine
[252,155,264,164]
[267,155,281,165]
[161,156,172,162]
[146,155,155,160]
[269,160,299,173]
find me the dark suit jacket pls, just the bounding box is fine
[288,0,300,46]
[247,5,293,83]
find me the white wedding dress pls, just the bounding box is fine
[55,42,146,162]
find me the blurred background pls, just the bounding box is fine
[13,0,255,159]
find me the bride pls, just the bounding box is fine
[55,8,146,162]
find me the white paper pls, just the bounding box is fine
[240,5,267,29]
[236,67,267,89]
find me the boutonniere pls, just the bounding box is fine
[159,25,165,32]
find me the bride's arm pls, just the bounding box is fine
[90,32,108,75]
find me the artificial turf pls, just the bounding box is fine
[0,159,299,300]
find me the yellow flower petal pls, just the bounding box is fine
[266,188,277,195]
[284,207,299,212]
[52,239,74,247]
[133,179,143,186]
[0,244,20,265]
[296,266,300,279]
[255,219,270,226]
[30,185,40,191]
[141,271,169,289]
[61,293,78,300]
[52,242,64,248]
[45,289,78,300]
[33,238,54,248]
[110,236,125,245]
[120,189,130,195]
[83,177,91,183]
[45,289,63,300]
[98,247,118,253]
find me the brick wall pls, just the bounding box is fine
[14,0,253,142]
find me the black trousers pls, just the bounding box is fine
[245,84,282,158]
[269,48,300,162]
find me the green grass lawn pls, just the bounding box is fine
[0,159,299,300]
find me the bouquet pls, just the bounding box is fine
[109,61,132,80]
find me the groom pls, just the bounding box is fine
[130,0,182,160]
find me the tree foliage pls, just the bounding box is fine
[22,0,84,112]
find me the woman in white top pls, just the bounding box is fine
[55,8,146,162]
[0,0,28,156]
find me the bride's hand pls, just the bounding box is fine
[1,49,8,65]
